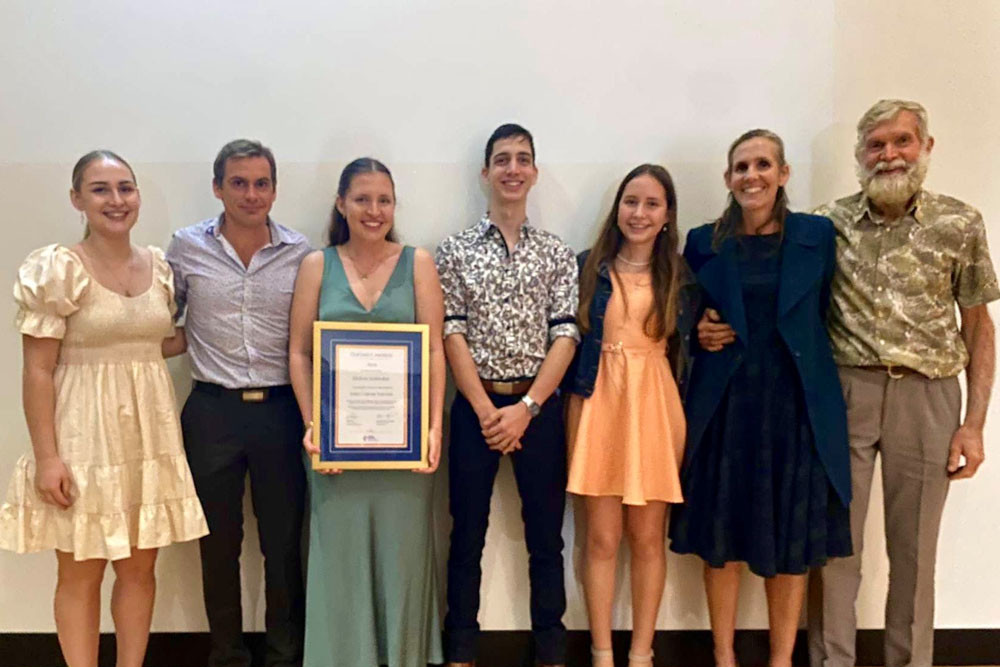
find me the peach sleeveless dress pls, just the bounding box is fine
[566,271,685,505]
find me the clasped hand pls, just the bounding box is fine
[480,402,531,455]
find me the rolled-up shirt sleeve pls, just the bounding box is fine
[548,243,580,343]
[165,232,188,325]
[435,238,468,337]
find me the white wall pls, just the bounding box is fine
[1,0,997,633]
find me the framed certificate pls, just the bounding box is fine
[312,321,429,470]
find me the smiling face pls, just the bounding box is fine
[212,156,276,229]
[482,135,538,205]
[857,110,932,208]
[335,171,396,243]
[617,173,670,249]
[725,136,790,217]
[70,158,140,238]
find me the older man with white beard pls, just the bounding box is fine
[804,99,999,667]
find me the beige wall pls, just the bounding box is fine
[0,0,997,632]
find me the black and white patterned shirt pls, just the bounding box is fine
[435,214,580,380]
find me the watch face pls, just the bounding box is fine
[522,396,540,416]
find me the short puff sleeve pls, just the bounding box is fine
[149,246,178,320]
[13,245,91,339]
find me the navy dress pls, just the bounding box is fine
[669,234,851,577]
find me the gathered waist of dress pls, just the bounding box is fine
[58,341,166,365]
[600,340,667,355]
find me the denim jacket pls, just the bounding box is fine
[564,249,699,401]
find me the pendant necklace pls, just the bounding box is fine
[82,245,136,296]
[347,246,395,281]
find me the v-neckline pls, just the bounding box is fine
[332,245,406,314]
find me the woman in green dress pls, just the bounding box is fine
[288,157,445,667]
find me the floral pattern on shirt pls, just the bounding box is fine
[435,214,579,380]
[814,190,999,378]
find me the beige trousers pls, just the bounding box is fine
[808,366,960,667]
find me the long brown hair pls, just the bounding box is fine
[711,128,789,249]
[578,164,680,340]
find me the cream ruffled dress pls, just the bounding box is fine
[0,245,207,560]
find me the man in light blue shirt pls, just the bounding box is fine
[166,139,310,667]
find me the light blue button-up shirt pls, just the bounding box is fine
[166,215,311,389]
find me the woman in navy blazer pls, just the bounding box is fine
[668,129,851,667]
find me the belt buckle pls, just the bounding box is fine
[242,389,266,402]
[493,381,514,395]
[885,363,905,380]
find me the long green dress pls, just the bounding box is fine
[304,245,442,667]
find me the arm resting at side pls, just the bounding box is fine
[23,335,74,508]
[948,303,995,479]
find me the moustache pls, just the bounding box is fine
[872,159,910,175]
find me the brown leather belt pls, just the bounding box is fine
[481,378,533,395]
[855,364,924,379]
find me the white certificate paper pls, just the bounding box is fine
[334,344,408,448]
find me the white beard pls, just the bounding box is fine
[857,150,930,209]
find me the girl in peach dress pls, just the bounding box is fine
[565,164,688,667]
[0,151,207,667]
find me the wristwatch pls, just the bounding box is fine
[520,394,541,418]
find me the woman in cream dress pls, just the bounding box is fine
[0,151,207,667]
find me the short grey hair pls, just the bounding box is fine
[855,99,930,160]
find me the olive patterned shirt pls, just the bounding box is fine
[435,214,580,380]
[814,190,1000,378]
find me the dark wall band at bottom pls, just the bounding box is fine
[2,629,998,667]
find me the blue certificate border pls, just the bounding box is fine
[318,327,424,463]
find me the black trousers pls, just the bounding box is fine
[181,383,306,667]
[444,391,568,664]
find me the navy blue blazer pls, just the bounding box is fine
[682,212,851,505]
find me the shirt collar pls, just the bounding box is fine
[475,212,532,242]
[855,189,926,225]
[208,214,290,246]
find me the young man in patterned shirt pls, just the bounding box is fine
[435,124,579,667]
[696,99,998,667]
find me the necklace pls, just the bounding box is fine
[615,254,651,267]
[344,246,397,281]
[80,245,137,296]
